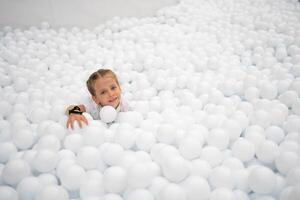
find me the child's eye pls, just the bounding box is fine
[111,86,116,90]
[100,91,106,95]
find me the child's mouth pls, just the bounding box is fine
[109,97,118,103]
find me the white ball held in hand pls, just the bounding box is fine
[100,106,117,123]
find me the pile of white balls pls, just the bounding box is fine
[1,0,300,199]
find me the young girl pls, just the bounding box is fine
[66,69,129,129]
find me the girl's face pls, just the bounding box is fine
[92,75,121,108]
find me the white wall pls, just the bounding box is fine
[0,0,179,29]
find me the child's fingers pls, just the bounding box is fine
[82,117,89,125]
[67,115,89,130]
[67,120,74,130]
[78,120,83,128]
[66,120,70,129]
[70,121,74,129]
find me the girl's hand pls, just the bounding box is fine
[66,114,89,130]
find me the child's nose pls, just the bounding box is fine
[108,90,114,96]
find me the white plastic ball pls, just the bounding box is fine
[256,140,279,163]
[282,135,300,148]
[140,118,160,132]
[135,150,152,163]
[292,98,300,114]
[100,106,117,123]
[80,177,105,199]
[244,87,260,102]
[244,129,265,148]
[233,169,250,193]
[209,188,235,200]
[265,126,285,144]
[77,146,101,170]
[248,166,276,194]
[0,101,12,118]
[117,151,138,169]
[273,174,287,198]
[12,129,35,150]
[156,123,177,144]
[116,111,143,127]
[29,107,49,124]
[83,125,106,147]
[277,80,291,95]
[232,138,255,162]
[63,133,83,153]
[284,116,300,133]
[135,131,156,152]
[207,129,229,150]
[186,126,206,144]
[222,157,244,171]
[0,74,12,87]
[232,112,249,130]
[114,128,136,149]
[10,119,30,133]
[234,190,250,200]
[162,155,190,183]
[103,166,127,194]
[181,176,210,200]
[133,100,150,116]
[56,159,76,178]
[190,159,212,178]
[209,166,234,189]
[127,163,152,188]
[286,167,300,186]
[158,183,187,200]
[0,186,18,200]
[101,143,125,166]
[0,142,17,163]
[270,108,286,126]
[279,186,293,200]
[35,184,69,200]
[33,149,59,173]
[2,159,31,186]
[221,119,243,141]
[250,110,271,128]
[16,176,42,200]
[38,173,58,185]
[259,82,278,100]
[148,176,169,199]
[147,161,161,177]
[275,151,300,175]
[275,46,287,61]
[58,149,76,160]
[200,146,223,167]
[278,91,298,108]
[22,149,37,164]
[126,189,154,200]
[291,80,300,96]
[157,145,180,164]
[13,77,29,92]
[287,184,300,200]
[60,164,86,191]
[44,122,66,140]
[178,137,203,160]
[102,193,123,200]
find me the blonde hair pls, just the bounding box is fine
[86,69,120,96]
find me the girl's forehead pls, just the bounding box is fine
[98,75,116,82]
[94,76,118,88]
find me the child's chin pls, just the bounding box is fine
[107,102,119,108]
